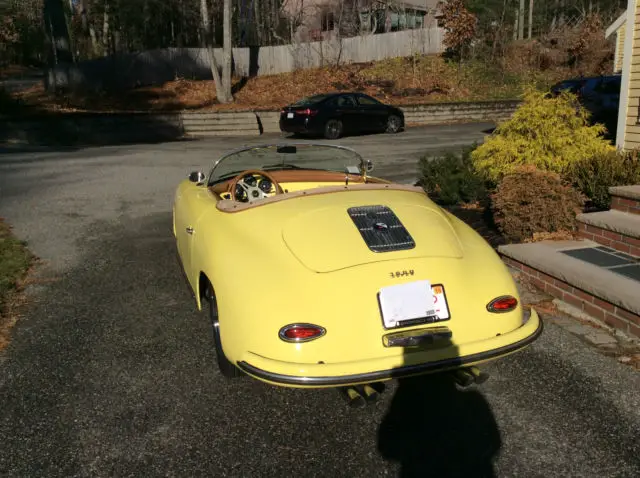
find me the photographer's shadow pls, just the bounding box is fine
[377,358,501,478]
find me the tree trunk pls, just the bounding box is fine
[200,0,231,104]
[219,0,233,103]
[255,0,263,45]
[80,0,98,56]
[492,0,508,59]
[102,0,110,56]
[89,25,98,55]
[43,0,74,64]
[518,0,525,40]
[528,0,533,39]
[80,0,88,31]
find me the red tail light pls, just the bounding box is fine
[279,324,326,342]
[487,296,519,313]
[299,108,318,116]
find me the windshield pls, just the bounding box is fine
[207,144,366,185]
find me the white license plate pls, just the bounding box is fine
[378,280,450,329]
[287,112,294,118]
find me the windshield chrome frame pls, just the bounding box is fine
[206,142,368,186]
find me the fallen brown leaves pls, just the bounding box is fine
[6,55,528,114]
[526,231,580,243]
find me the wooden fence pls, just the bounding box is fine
[46,27,444,92]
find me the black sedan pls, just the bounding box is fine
[279,92,405,139]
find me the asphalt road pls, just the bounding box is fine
[1,124,639,477]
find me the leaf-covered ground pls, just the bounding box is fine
[6,55,569,114]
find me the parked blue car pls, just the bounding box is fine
[550,75,621,141]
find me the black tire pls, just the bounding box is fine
[324,119,343,139]
[386,114,402,134]
[205,283,243,378]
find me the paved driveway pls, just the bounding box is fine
[0,124,639,477]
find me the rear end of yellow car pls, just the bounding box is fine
[199,188,542,388]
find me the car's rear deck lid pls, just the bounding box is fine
[282,203,463,273]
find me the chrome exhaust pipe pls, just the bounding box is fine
[452,366,490,388]
[339,386,366,408]
[362,384,380,403]
[468,366,490,384]
[453,368,475,388]
[338,382,385,407]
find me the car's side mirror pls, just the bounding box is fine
[364,159,374,172]
[189,171,206,184]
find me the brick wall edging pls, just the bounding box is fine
[577,223,640,256]
[501,256,640,339]
[611,196,640,215]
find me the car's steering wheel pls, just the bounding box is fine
[228,169,285,203]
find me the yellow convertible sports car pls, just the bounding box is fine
[172,143,542,389]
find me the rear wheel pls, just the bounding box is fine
[386,114,402,134]
[324,119,343,139]
[205,283,243,378]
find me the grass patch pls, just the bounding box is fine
[0,218,32,346]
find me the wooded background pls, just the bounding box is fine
[0,1,629,103]
[1,1,628,67]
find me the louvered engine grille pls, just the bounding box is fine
[348,205,415,253]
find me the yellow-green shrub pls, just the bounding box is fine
[471,87,614,183]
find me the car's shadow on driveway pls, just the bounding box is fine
[378,372,501,478]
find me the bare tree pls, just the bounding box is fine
[528,0,533,39]
[200,0,232,103]
[102,0,110,56]
[43,0,74,64]
[518,0,524,39]
[80,0,99,55]
[220,0,232,101]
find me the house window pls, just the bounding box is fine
[321,12,335,32]
[388,9,427,31]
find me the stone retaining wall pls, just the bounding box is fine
[0,100,520,146]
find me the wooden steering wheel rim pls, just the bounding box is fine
[228,169,285,201]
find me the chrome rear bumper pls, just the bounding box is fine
[236,310,544,387]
